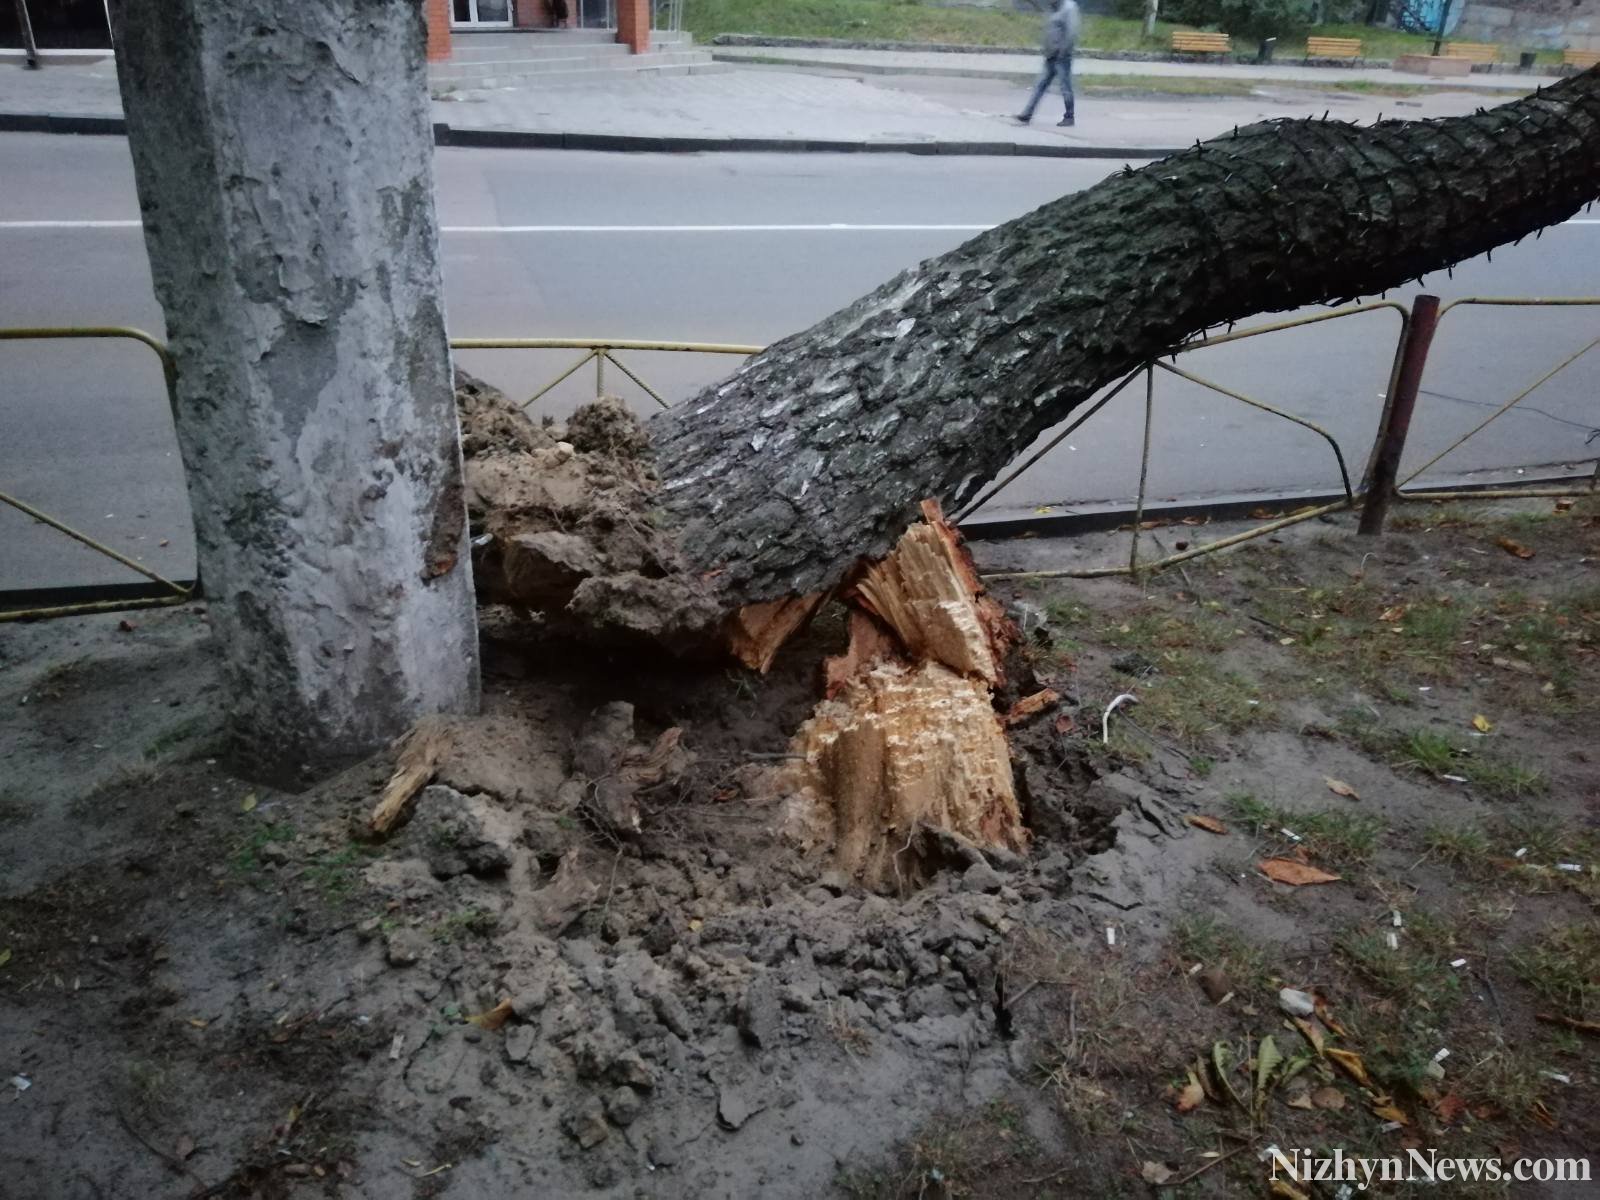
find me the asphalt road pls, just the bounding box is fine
[2,133,1598,592]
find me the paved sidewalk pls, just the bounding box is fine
[0,57,1521,157]
[711,43,1545,92]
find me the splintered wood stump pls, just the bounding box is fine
[782,660,1026,892]
[780,501,1028,890]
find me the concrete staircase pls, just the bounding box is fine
[430,29,729,89]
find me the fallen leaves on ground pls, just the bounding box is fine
[1173,1069,1205,1114]
[1324,777,1359,799]
[1326,1048,1373,1088]
[1378,605,1406,622]
[1053,712,1076,735]
[465,998,514,1031]
[1311,1085,1346,1111]
[1435,1093,1468,1124]
[1495,536,1535,560]
[1371,1098,1410,1125]
[1472,714,1493,733]
[1270,1180,1312,1200]
[1185,814,1228,835]
[1259,858,1341,886]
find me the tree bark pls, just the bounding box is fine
[112,0,480,777]
[650,70,1600,610]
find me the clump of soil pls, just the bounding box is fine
[458,371,724,648]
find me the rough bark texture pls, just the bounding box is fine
[651,70,1600,608]
[112,0,479,774]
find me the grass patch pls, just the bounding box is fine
[1098,606,1236,653]
[1339,712,1548,800]
[301,846,377,903]
[836,1099,1046,1199]
[231,823,293,873]
[1511,923,1600,1021]
[683,1,1562,62]
[1119,650,1268,748]
[429,907,498,943]
[1174,915,1272,993]
[1225,792,1384,867]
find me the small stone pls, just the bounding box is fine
[1198,966,1232,1004]
[385,929,427,968]
[605,1085,645,1127]
[817,870,851,895]
[961,859,1003,894]
[564,1098,610,1149]
[739,978,783,1049]
[505,1025,535,1064]
[462,1027,483,1043]
[608,1048,655,1090]
[1278,987,1316,1018]
[790,1132,805,1147]
[717,1081,764,1131]
[259,841,292,866]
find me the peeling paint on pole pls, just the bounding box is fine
[110,0,479,775]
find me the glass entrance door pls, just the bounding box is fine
[452,0,512,27]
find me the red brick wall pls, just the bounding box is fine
[615,0,649,53]
[425,0,452,61]
[515,1,561,29]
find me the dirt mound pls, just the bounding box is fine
[456,371,724,648]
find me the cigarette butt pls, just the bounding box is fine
[1451,958,1467,968]
[1105,926,1117,947]
[1392,910,1403,928]
[1514,847,1528,859]
[1557,863,1582,872]
[1188,962,1203,975]
[1542,1071,1572,1084]
[389,1033,404,1061]
[1433,1048,1450,1062]
[1386,932,1399,950]
[1281,828,1302,842]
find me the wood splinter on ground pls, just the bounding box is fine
[780,500,1028,891]
[369,715,456,834]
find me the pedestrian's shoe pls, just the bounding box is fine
[1058,116,1075,127]
[1014,114,1032,124]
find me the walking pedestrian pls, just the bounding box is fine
[1016,0,1081,127]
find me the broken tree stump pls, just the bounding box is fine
[779,502,1028,891]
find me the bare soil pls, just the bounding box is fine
[2,495,1596,1199]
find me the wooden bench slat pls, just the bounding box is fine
[1444,41,1500,63]
[1563,49,1600,68]
[1172,32,1232,54]
[1305,37,1362,60]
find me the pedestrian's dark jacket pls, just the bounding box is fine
[1043,0,1081,56]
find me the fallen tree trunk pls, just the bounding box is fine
[650,70,1600,608]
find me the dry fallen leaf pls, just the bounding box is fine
[1472,714,1493,733]
[1324,777,1360,800]
[1185,814,1228,835]
[0,948,11,969]
[1270,1180,1312,1200]
[1326,1048,1373,1088]
[1259,858,1342,887]
[1140,1161,1175,1185]
[1174,1070,1205,1114]
[1495,536,1535,560]
[239,792,258,813]
[465,998,514,1032]
[1435,1093,1467,1124]
[1531,1100,1558,1129]
[186,1017,208,1029]
[1287,1090,1314,1110]
[1378,605,1406,622]
[1291,1016,1325,1054]
[1311,1085,1346,1111]
[1371,1100,1411,1125]
[1053,712,1076,736]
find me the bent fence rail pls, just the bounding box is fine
[4,297,1596,619]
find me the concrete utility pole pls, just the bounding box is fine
[110,0,480,777]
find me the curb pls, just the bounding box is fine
[0,113,1181,159]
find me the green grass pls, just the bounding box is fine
[302,846,378,902]
[1174,915,1272,992]
[683,1,1566,59]
[1511,923,1600,1021]
[1340,712,1548,800]
[231,823,293,873]
[429,907,498,943]
[1225,792,1385,867]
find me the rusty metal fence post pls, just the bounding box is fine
[1359,294,1441,536]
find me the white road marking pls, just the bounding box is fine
[0,218,1595,231]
